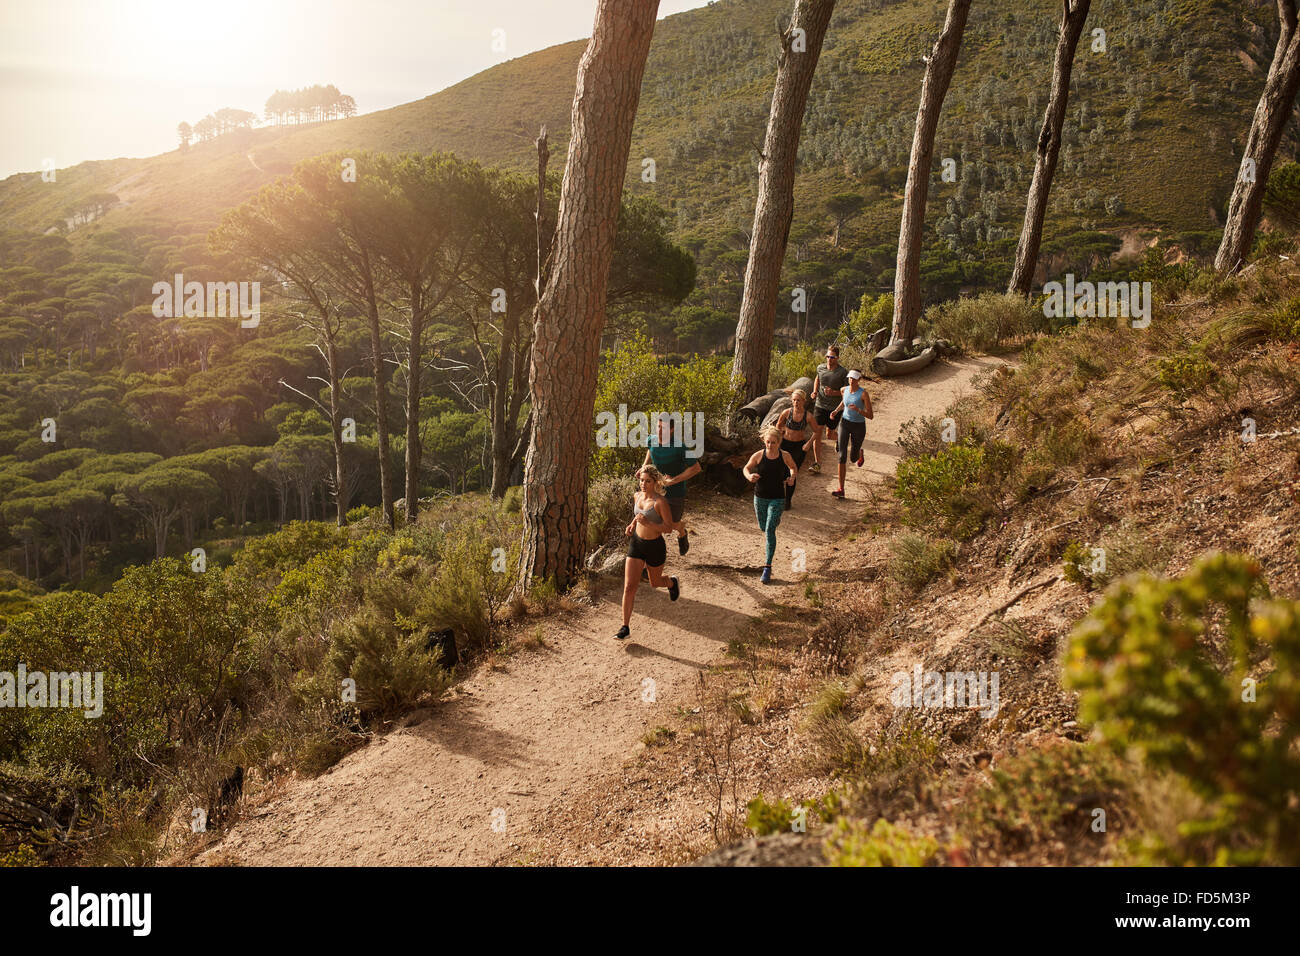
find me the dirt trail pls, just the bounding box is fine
[194,354,1008,866]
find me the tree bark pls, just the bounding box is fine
[518,0,660,589]
[1008,0,1091,296]
[403,283,424,524]
[1215,0,1300,273]
[362,268,395,530]
[888,0,971,351]
[732,0,837,407]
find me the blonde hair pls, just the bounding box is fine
[791,388,808,404]
[760,425,783,443]
[637,464,667,494]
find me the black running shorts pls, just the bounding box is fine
[627,534,667,567]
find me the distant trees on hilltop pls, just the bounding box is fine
[264,85,357,126]
[176,86,357,148]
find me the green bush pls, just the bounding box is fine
[824,818,940,866]
[769,342,819,390]
[1269,297,1300,341]
[591,332,734,480]
[587,475,637,549]
[746,793,798,836]
[1156,349,1215,393]
[1065,552,1300,864]
[920,292,1045,352]
[894,441,1013,540]
[886,533,957,591]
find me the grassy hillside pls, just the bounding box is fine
[0,0,1287,273]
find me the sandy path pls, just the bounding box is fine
[196,354,1007,866]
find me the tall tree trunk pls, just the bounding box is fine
[518,0,660,589]
[326,336,346,527]
[1215,0,1300,273]
[887,0,971,353]
[403,285,424,524]
[1008,0,1091,296]
[732,0,836,407]
[363,269,395,530]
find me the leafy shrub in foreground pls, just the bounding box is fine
[1065,552,1300,864]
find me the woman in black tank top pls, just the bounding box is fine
[743,426,796,585]
[776,388,814,510]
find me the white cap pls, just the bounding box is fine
[847,369,862,380]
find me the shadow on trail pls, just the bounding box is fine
[407,695,534,770]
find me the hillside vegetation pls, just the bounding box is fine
[0,0,1291,335]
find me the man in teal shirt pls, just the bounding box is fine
[644,413,702,555]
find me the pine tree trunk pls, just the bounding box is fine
[1008,0,1091,296]
[403,284,424,524]
[732,0,836,407]
[1215,0,1300,273]
[363,271,395,530]
[326,335,346,527]
[518,0,660,590]
[888,0,971,351]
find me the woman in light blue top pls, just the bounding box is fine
[827,369,873,498]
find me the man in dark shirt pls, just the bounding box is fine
[644,414,702,555]
[811,344,848,474]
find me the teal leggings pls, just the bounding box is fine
[754,496,784,566]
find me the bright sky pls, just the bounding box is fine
[0,0,710,180]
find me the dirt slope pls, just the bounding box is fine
[192,354,1008,866]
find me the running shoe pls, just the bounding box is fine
[855,451,865,467]
[668,576,680,601]
[831,488,845,498]
[760,566,772,585]
[809,461,821,474]
[678,533,689,556]
[615,625,630,640]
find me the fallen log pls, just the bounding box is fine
[737,375,814,421]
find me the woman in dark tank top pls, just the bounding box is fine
[776,388,814,510]
[743,425,796,585]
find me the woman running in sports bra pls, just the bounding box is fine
[615,465,680,640]
[828,369,873,498]
[775,388,815,511]
[743,425,796,585]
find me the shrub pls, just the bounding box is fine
[746,793,798,836]
[1156,349,1215,393]
[769,342,819,390]
[886,533,957,591]
[824,818,941,866]
[591,333,734,480]
[958,743,1129,857]
[894,441,1013,539]
[587,474,637,549]
[920,292,1045,352]
[425,513,519,649]
[1065,552,1300,864]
